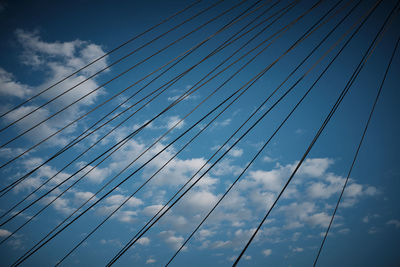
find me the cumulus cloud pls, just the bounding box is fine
[137,237,150,246]
[105,194,143,207]
[181,190,219,212]
[146,258,156,264]
[164,115,185,130]
[229,147,243,158]
[158,230,184,250]
[0,68,32,98]
[197,229,215,241]
[1,30,108,146]
[292,247,304,252]
[262,248,272,256]
[0,229,11,238]
[143,204,165,217]
[262,156,276,163]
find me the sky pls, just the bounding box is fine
[0,0,399,266]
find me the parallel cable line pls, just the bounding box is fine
[0,0,227,134]
[313,34,400,267]
[0,0,250,149]
[232,1,398,265]
[0,1,284,244]
[105,1,363,264]
[0,0,271,194]
[0,0,289,227]
[0,0,202,119]
[8,2,311,262]
[12,2,329,264]
[165,0,373,264]
[0,0,272,178]
[0,0,285,208]
[54,4,308,265]
[107,1,369,265]
[6,2,305,262]
[0,0,305,229]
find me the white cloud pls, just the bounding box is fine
[247,169,284,192]
[146,258,156,264]
[74,191,96,203]
[305,212,331,228]
[262,249,272,256]
[137,237,150,246]
[76,163,112,184]
[262,156,276,163]
[306,173,344,199]
[213,118,231,128]
[337,228,350,234]
[213,240,231,249]
[297,158,333,178]
[105,194,143,207]
[1,30,109,146]
[42,195,74,215]
[158,230,184,250]
[181,190,218,212]
[229,147,243,158]
[211,158,243,177]
[197,229,215,241]
[0,229,11,237]
[344,183,363,198]
[227,256,236,262]
[143,204,165,217]
[292,247,304,252]
[0,68,32,98]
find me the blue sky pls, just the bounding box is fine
[0,0,399,266]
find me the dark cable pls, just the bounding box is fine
[13,2,328,264]
[0,0,225,134]
[313,34,400,267]
[54,4,304,264]
[109,1,374,265]
[0,0,271,196]
[0,0,285,225]
[233,1,397,265]
[0,0,247,149]
[0,0,271,227]
[165,1,369,264]
[0,0,202,119]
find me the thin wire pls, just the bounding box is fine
[233,1,398,265]
[0,0,274,230]
[108,1,371,265]
[0,0,270,194]
[0,0,281,227]
[0,0,284,224]
[0,0,225,134]
[8,2,303,262]
[54,4,304,265]
[0,0,286,244]
[0,0,269,176]
[0,0,202,119]
[13,2,327,264]
[313,34,400,267]
[12,5,307,264]
[165,0,368,264]
[0,0,246,148]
